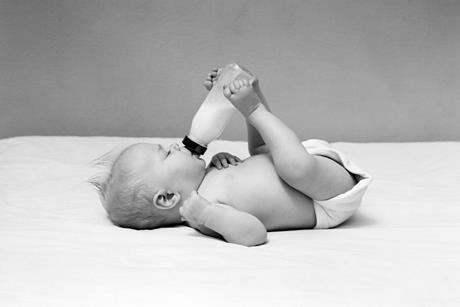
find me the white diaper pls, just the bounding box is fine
[302,139,372,229]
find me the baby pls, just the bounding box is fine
[90,66,372,247]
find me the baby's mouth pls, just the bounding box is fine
[180,145,204,165]
[180,146,192,154]
[181,145,201,157]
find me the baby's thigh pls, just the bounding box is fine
[285,154,356,202]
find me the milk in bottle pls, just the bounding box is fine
[182,63,254,155]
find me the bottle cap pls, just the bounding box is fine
[181,135,207,155]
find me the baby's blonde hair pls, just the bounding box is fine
[89,145,168,230]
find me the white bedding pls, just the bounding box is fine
[1,136,459,306]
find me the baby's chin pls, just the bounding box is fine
[193,155,206,168]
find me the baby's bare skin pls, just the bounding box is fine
[96,66,355,246]
[187,69,317,237]
[182,67,356,245]
[196,152,317,232]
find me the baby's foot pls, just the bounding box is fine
[230,65,266,105]
[203,68,222,91]
[223,78,263,117]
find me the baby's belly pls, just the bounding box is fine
[203,154,316,230]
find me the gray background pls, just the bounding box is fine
[1,0,459,142]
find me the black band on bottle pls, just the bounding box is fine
[182,135,207,155]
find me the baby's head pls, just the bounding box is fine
[90,142,206,229]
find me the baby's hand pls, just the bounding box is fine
[180,191,212,225]
[210,152,242,169]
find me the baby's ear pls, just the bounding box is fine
[153,189,181,210]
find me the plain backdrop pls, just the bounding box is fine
[1,0,459,142]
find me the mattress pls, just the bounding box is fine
[1,136,459,306]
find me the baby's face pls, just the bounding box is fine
[117,142,206,193]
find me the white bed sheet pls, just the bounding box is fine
[1,136,459,306]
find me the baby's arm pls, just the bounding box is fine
[180,192,267,247]
[202,203,267,247]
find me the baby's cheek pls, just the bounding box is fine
[183,159,203,177]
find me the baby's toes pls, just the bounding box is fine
[209,68,221,81]
[207,72,216,82]
[208,68,217,76]
[229,80,241,93]
[213,68,222,78]
[223,80,246,98]
[204,68,221,90]
[203,80,213,91]
[223,84,233,98]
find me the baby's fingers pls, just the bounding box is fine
[228,156,237,166]
[220,157,229,168]
[212,158,223,169]
[228,154,242,165]
[212,153,228,169]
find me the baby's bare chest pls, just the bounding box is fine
[199,154,315,230]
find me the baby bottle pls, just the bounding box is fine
[182,63,254,155]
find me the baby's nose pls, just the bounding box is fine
[170,143,180,151]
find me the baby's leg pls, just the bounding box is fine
[203,67,270,110]
[205,67,271,155]
[226,80,356,201]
